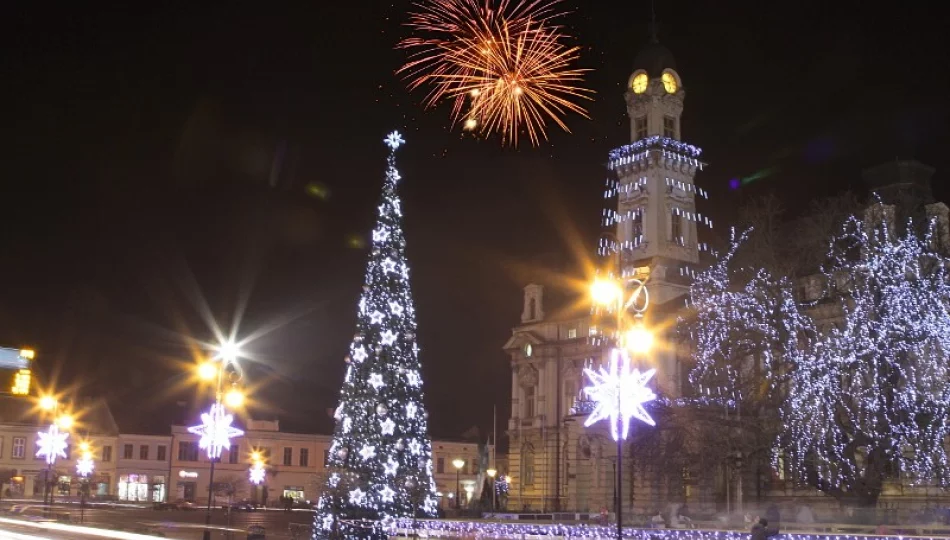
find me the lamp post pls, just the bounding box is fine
[587,277,657,540]
[486,468,497,512]
[192,340,246,540]
[76,441,95,523]
[452,459,465,510]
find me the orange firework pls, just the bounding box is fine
[398,0,592,146]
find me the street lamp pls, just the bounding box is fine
[586,277,657,540]
[35,395,74,513]
[76,441,95,523]
[486,468,497,512]
[452,458,465,510]
[190,340,247,540]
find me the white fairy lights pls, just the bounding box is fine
[315,131,437,538]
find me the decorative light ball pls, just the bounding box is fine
[376,404,388,416]
[354,334,362,341]
[375,346,382,354]
[344,356,351,364]
[396,440,405,451]
[363,285,370,292]
[406,332,415,339]
[337,448,348,459]
[405,478,416,488]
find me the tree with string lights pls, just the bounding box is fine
[784,215,950,507]
[313,131,438,540]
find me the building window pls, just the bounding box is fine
[523,386,536,418]
[102,445,112,463]
[156,445,166,462]
[671,209,682,243]
[0,436,3,458]
[635,116,647,140]
[140,445,149,460]
[522,444,536,487]
[437,457,445,474]
[300,448,309,467]
[12,437,25,459]
[528,298,536,320]
[123,444,134,460]
[632,210,643,242]
[663,115,676,138]
[229,445,239,464]
[178,441,199,462]
[567,327,577,339]
[283,448,293,466]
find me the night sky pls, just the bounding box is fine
[3,1,948,440]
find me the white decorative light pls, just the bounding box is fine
[36,424,69,465]
[382,258,397,274]
[380,485,396,502]
[406,402,417,418]
[372,227,390,243]
[583,347,657,440]
[370,311,385,325]
[359,444,377,461]
[249,464,265,485]
[380,417,396,436]
[389,301,404,316]
[405,370,420,387]
[352,345,368,363]
[380,330,398,346]
[349,487,366,505]
[384,458,399,476]
[408,439,422,455]
[76,456,94,477]
[187,402,244,460]
[384,131,405,150]
[342,417,352,433]
[368,373,385,390]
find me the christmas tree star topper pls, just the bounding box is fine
[583,347,657,441]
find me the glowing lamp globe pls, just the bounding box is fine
[452,458,465,470]
[197,362,218,381]
[39,395,57,411]
[224,388,245,408]
[591,279,621,306]
[625,326,653,354]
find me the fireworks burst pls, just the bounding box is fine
[398,0,592,146]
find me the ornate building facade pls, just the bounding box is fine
[503,38,950,518]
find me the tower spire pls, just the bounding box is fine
[649,0,659,43]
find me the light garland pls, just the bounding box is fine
[314,131,437,539]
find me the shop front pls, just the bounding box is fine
[117,473,166,502]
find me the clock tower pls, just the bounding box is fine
[605,36,708,305]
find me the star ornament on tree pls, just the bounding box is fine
[384,131,405,150]
[188,402,244,460]
[36,424,69,465]
[583,347,657,441]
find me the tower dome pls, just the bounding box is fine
[632,41,676,79]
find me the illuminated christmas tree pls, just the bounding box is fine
[785,216,950,506]
[314,131,437,539]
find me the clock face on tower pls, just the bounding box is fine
[631,73,648,94]
[662,72,678,93]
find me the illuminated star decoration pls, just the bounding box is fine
[583,347,657,440]
[380,417,396,435]
[384,131,405,150]
[76,456,95,477]
[384,458,399,476]
[249,464,266,485]
[187,402,244,460]
[36,424,69,465]
[380,330,398,346]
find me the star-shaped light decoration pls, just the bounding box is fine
[187,402,244,460]
[408,439,422,455]
[76,456,95,477]
[406,402,418,418]
[384,458,399,476]
[249,463,266,485]
[380,485,396,503]
[384,131,405,150]
[342,417,353,433]
[380,330,398,346]
[368,373,385,390]
[372,227,390,243]
[352,345,368,363]
[359,444,376,461]
[381,258,397,274]
[349,487,366,505]
[380,417,396,436]
[405,370,420,387]
[36,424,69,465]
[389,301,404,316]
[369,311,385,325]
[583,347,657,441]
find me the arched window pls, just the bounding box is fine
[521,443,536,487]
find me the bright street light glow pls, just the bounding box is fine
[486,468,497,478]
[197,362,218,381]
[591,279,622,306]
[625,325,653,354]
[216,339,240,363]
[38,395,57,411]
[452,458,465,470]
[56,414,74,430]
[224,387,245,408]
